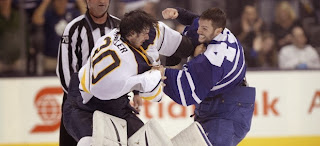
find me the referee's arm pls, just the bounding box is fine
[56,25,78,93]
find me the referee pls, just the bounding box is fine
[56,0,119,145]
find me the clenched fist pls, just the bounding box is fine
[162,8,179,19]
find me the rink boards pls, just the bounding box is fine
[0,70,319,146]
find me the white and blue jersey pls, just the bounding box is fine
[164,28,246,106]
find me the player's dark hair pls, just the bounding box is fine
[119,10,157,38]
[200,8,226,29]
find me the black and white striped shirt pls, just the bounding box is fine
[56,11,120,93]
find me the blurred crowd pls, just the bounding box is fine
[1,0,320,77]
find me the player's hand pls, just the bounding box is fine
[162,8,179,19]
[133,94,142,112]
[152,65,166,78]
[152,66,167,87]
[193,44,206,57]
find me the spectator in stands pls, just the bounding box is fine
[225,0,255,27]
[312,0,320,24]
[0,0,24,76]
[299,0,320,56]
[278,26,320,69]
[20,0,42,76]
[190,0,225,16]
[32,0,84,75]
[117,0,159,18]
[23,0,84,75]
[232,4,265,68]
[252,31,278,68]
[271,1,301,50]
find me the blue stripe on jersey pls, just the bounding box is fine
[164,68,201,106]
[164,56,217,106]
[164,28,246,106]
[163,69,182,104]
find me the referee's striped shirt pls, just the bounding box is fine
[56,11,120,93]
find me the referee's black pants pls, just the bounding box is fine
[59,92,77,146]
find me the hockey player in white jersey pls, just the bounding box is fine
[78,18,192,104]
[63,9,195,145]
